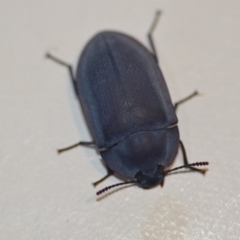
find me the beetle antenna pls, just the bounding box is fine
[165,161,209,174]
[96,180,136,196]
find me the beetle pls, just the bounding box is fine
[46,11,208,195]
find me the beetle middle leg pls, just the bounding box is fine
[174,91,199,112]
[148,10,161,63]
[57,141,95,154]
[46,53,78,96]
[179,140,207,174]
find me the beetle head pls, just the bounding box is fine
[134,165,165,188]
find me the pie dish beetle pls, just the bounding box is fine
[46,11,208,195]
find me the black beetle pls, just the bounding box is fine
[46,11,208,195]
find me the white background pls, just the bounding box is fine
[0,0,240,239]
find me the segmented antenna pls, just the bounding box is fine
[96,180,135,196]
[96,162,209,196]
[165,161,209,174]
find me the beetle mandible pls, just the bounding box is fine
[46,11,208,195]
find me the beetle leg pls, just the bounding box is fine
[92,166,114,187]
[148,10,161,63]
[57,141,95,154]
[174,91,199,112]
[179,140,207,175]
[45,53,78,96]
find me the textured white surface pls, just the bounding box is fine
[0,0,240,239]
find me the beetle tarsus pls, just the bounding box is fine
[46,53,71,67]
[174,91,199,112]
[92,167,114,187]
[57,141,95,154]
[148,10,162,63]
[160,180,164,188]
[45,52,78,96]
[179,140,207,175]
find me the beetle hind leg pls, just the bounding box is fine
[45,53,78,96]
[92,166,114,187]
[179,140,207,175]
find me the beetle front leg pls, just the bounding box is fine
[57,141,95,154]
[179,140,207,174]
[147,10,161,63]
[46,53,78,96]
[92,166,114,187]
[174,91,199,112]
